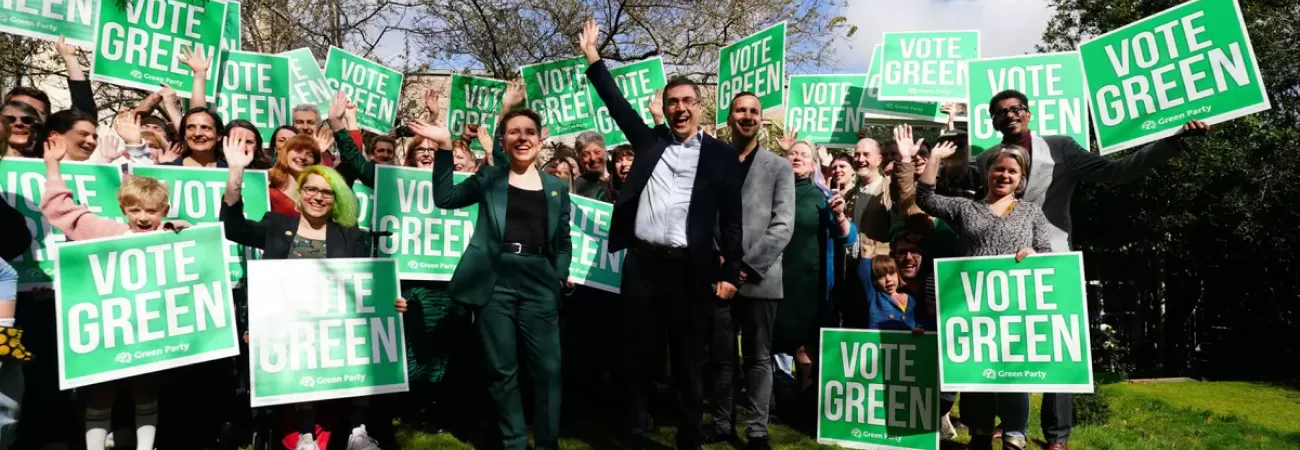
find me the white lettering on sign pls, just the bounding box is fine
[216,59,288,130]
[822,340,933,430]
[327,57,396,121]
[289,56,332,107]
[971,62,1085,141]
[449,81,504,135]
[377,178,474,258]
[945,268,1082,363]
[98,0,218,77]
[882,36,969,87]
[528,63,591,126]
[1094,11,1250,125]
[568,202,621,273]
[257,273,399,372]
[1,0,95,24]
[718,36,782,109]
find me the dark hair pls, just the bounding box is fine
[730,91,760,110]
[226,119,269,169]
[500,108,543,132]
[268,125,298,165]
[664,76,701,99]
[370,135,398,155]
[1,101,46,157]
[611,144,634,160]
[934,131,969,159]
[988,89,1029,114]
[832,153,854,167]
[178,107,225,159]
[46,109,95,134]
[3,86,50,115]
[137,114,176,143]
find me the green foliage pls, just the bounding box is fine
[1074,384,1113,426]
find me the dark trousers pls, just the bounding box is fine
[708,296,777,438]
[1042,393,1073,443]
[620,250,711,450]
[478,253,562,450]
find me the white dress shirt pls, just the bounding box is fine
[634,129,702,248]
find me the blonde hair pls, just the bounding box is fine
[118,175,169,210]
[984,144,1030,196]
[141,131,166,152]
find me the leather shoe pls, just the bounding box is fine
[702,427,737,445]
[1048,443,1070,450]
[746,436,771,450]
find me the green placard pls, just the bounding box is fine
[0,157,123,290]
[567,195,622,293]
[861,44,945,122]
[785,74,868,147]
[91,0,228,99]
[818,329,940,450]
[0,0,98,47]
[216,50,291,144]
[716,22,787,126]
[1078,0,1270,154]
[934,252,1094,393]
[521,57,595,137]
[353,180,373,230]
[282,47,332,113]
[448,75,506,151]
[247,258,407,407]
[967,53,1090,155]
[588,57,666,147]
[879,31,980,103]
[55,224,239,390]
[222,0,240,50]
[128,165,269,283]
[372,166,477,280]
[323,47,404,135]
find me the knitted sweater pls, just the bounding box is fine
[915,182,1053,257]
[40,177,130,240]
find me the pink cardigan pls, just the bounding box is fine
[40,177,131,240]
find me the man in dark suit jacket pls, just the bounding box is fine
[579,19,744,450]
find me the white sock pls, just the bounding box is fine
[84,408,112,450]
[134,402,158,450]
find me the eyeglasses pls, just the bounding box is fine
[412,147,437,157]
[666,98,699,109]
[300,186,335,199]
[992,105,1029,117]
[2,115,36,125]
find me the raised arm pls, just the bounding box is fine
[220,128,270,248]
[579,18,656,150]
[411,120,487,210]
[1065,121,1209,184]
[740,161,795,283]
[179,46,211,109]
[40,140,128,240]
[57,37,96,115]
[327,91,376,187]
[916,137,965,223]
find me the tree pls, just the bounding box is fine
[1039,0,1300,379]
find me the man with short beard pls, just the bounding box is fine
[704,92,793,450]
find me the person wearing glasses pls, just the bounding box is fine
[1,102,44,158]
[579,19,745,450]
[974,89,1211,450]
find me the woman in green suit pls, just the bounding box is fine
[401,109,572,450]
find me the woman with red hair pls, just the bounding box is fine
[267,135,322,216]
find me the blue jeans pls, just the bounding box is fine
[0,359,22,449]
[0,259,16,300]
[961,392,1029,438]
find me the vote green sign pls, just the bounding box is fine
[92,0,228,99]
[818,329,940,450]
[716,22,787,126]
[567,195,622,293]
[372,166,477,280]
[785,74,868,147]
[861,44,944,122]
[221,0,239,50]
[968,53,1090,155]
[589,58,666,147]
[282,48,332,113]
[55,224,239,390]
[216,50,291,143]
[1078,0,1269,154]
[353,180,373,230]
[0,0,98,46]
[129,165,269,283]
[935,252,1094,393]
[448,75,506,151]
[0,158,123,290]
[324,47,403,135]
[247,258,407,406]
[879,31,980,103]
[521,57,595,137]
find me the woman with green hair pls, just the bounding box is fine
[219,127,377,449]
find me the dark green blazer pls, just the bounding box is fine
[432,150,572,307]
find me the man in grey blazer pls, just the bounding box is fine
[975,89,1210,450]
[705,92,794,450]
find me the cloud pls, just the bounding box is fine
[831,0,1055,72]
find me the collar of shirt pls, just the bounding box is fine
[672,128,704,149]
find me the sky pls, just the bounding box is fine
[828,0,1056,73]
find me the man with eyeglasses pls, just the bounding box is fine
[975,89,1211,450]
[580,18,745,450]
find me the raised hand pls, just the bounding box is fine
[828,190,847,218]
[223,128,257,169]
[893,124,923,159]
[98,134,124,162]
[424,89,441,121]
[502,79,525,110]
[344,100,359,130]
[778,129,798,153]
[408,119,452,148]
[477,126,495,166]
[578,18,601,63]
[313,125,334,151]
[328,90,349,123]
[55,35,78,58]
[648,88,663,125]
[114,111,143,145]
[158,142,183,164]
[159,84,177,102]
[43,137,68,163]
[930,140,958,161]
[178,46,210,75]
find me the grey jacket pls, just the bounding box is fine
[974,134,1182,252]
[736,149,796,299]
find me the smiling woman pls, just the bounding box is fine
[268,135,322,217]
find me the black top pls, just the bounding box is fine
[739,148,758,175]
[503,186,547,247]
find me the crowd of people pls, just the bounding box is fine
[0,21,1214,450]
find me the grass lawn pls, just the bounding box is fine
[393,381,1300,449]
